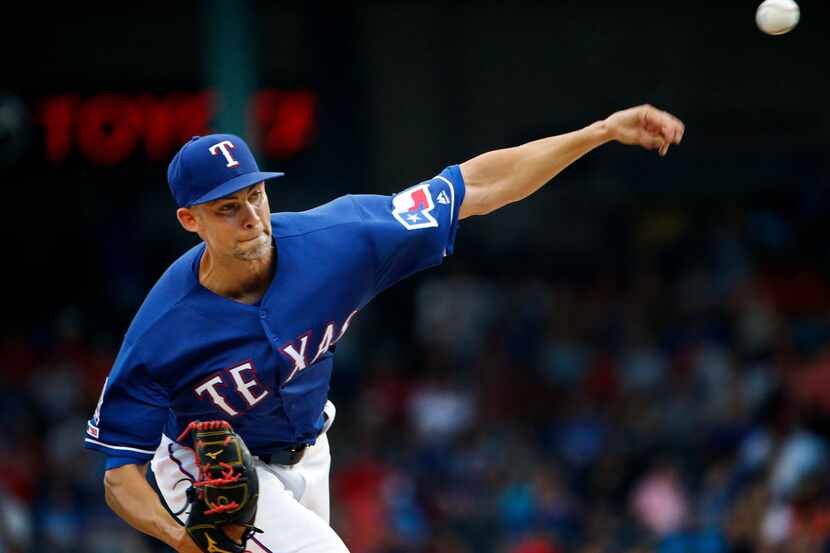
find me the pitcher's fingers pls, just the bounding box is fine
[648,135,664,152]
[649,108,682,141]
[663,112,685,143]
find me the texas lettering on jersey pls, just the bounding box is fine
[192,309,359,417]
[193,360,270,417]
[279,310,358,384]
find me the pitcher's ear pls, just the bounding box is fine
[176,207,200,233]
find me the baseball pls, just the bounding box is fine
[756,0,800,35]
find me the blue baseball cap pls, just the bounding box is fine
[167,134,284,207]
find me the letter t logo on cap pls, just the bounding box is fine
[208,140,240,168]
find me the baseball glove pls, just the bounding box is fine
[175,420,261,553]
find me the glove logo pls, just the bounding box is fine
[392,183,438,230]
[204,533,233,553]
[205,449,224,460]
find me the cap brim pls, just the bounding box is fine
[189,171,285,206]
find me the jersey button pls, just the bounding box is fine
[260,310,268,319]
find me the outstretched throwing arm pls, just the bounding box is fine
[458,104,685,219]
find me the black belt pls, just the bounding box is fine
[258,443,309,466]
[258,411,329,466]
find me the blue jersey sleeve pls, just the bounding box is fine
[351,165,465,295]
[84,339,170,465]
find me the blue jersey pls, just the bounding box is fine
[84,166,465,469]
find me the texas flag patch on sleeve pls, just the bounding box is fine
[392,183,439,230]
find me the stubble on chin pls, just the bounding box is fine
[233,234,272,261]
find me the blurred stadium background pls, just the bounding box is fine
[2,2,829,552]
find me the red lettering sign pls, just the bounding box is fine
[37,89,316,165]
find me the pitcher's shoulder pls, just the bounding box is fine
[270,195,368,238]
[123,243,203,343]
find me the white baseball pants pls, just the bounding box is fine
[150,402,348,553]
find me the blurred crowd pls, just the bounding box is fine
[2,193,830,553]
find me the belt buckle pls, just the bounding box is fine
[286,442,308,464]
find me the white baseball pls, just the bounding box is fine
[756,0,800,35]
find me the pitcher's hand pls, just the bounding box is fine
[604,104,685,156]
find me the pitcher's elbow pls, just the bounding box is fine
[103,472,117,509]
